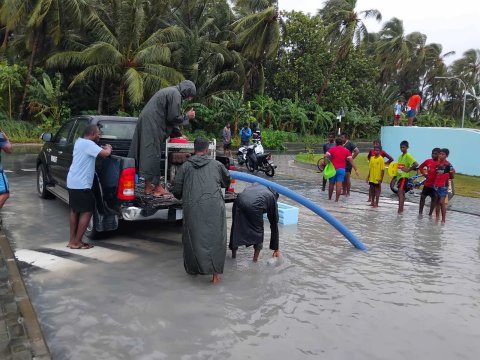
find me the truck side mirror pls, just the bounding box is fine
[41,132,53,142]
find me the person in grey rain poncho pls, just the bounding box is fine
[173,138,230,284]
[229,183,280,262]
[128,80,196,197]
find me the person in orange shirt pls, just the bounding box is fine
[406,91,422,126]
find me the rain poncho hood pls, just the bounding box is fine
[177,80,196,99]
[173,155,230,275]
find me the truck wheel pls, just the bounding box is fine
[37,164,55,199]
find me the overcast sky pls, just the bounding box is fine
[278,0,479,64]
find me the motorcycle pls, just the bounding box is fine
[237,140,264,166]
[245,146,276,177]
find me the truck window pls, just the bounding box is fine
[70,119,89,143]
[54,121,75,146]
[98,121,136,140]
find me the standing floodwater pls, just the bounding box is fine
[2,154,480,359]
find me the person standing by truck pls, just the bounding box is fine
[173,138,230,284]
[0,129,12,211]
[129,80,196,197]
[66,125,112,249]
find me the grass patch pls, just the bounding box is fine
[296,153,480,198]
[0,118,43,143]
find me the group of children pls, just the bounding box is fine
[366,140,454,223]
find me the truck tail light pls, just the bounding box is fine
[117,168,136,200]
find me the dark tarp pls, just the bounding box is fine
[173,154,230,275]
[229,183,279,251]
[128,80,196,185]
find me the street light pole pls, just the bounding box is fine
[435,76,467,128]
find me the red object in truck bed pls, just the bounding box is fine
[168,137,189,143]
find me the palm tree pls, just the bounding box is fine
[448,49,480,121]
[317,0,381,103]
[47,0,184,113]
[211,92,248,135]
[0,0,86,119]
[232,4,280,100]
[376,18,410,85]
[167,0,244,100]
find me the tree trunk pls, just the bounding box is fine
[97,76,106,114]
[1,27,10,49]
[8,80,12,119]
[119,82,125,112]
[18,30,41,120]
[316,59,337,104]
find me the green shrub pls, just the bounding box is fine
[0,115,42,142]
[262,129,288,150]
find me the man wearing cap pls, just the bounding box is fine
[229,183,280,262]
[129,80,196,197]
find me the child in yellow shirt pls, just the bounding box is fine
[366,145,385,208]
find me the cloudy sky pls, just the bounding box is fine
[278,0,479,64]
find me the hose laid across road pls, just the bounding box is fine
[229,170,367,251]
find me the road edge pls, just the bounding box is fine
[0,227,51,359]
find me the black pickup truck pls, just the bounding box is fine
[36,115,235,239]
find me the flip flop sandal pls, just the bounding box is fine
[66,243,94,249]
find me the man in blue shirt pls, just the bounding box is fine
[239,123,252,146]
[0,130,12,212]
[66,124,112,249]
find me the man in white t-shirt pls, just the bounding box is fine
[66,124,112,249]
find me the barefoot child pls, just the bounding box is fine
[366,145,385,208]
[434,148,454,224]
[396,140,418,214]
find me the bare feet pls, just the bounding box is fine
[272,250,280,257]
[152,185,174,198]
[144,183,155,195]
[212,274,221,284]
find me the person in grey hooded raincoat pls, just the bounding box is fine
[173,138,230,284]
[128,80,196,197]
[229,183,280,262]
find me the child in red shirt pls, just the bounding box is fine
[418,147,440,215]
[434,148,454,223]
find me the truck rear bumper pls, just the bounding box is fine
[121,206,183,222]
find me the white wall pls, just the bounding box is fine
[380,127,480,176]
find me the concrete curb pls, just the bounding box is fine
[0,228,51,359]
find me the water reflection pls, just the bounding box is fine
[10,153,480,359]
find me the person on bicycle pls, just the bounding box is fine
[396,140,418,214]
[418,147,440,215]
[321,132,336,191]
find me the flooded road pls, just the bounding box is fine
[2,151,480,359]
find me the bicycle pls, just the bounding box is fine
[316,157,325,172]
[390,170,455,200]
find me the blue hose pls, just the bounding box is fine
[229,171,367,251]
